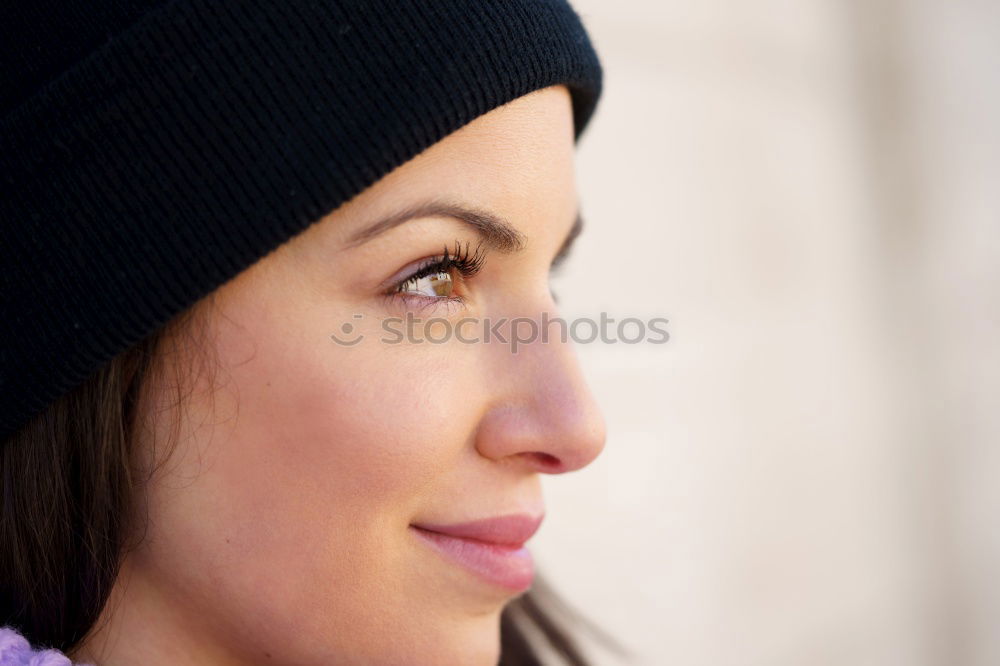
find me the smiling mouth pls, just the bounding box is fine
[409,513,543,591]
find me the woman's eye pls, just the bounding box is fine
[387,241,486,305]
[398,270,454,298]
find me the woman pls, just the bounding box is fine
[1,1,617,664]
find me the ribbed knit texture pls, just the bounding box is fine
[0,0,602,441]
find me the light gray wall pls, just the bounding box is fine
[532,2,1000,664]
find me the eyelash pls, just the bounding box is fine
[387,240,488,307]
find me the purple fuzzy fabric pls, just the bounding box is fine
[0,627,93,666]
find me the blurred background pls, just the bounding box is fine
[531,1,1000,665]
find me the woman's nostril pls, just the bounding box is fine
[530,451,562,472]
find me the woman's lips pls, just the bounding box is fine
[410,513,543,592]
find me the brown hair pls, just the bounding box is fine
[1,297,628,664]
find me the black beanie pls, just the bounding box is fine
[0,0,603,441]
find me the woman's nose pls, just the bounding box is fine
[473,310,607,475]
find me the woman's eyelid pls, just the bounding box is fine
[549,235,578,273]
[375,218,580,299]
[549,212,584,273]
[384,289,465,313]
[380,239,489,293]
[378,252,450,292]
[382,256,445,291]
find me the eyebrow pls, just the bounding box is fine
[344,199,584,266]
[345,201,527,252]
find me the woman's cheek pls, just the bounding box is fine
[216,321,477,512]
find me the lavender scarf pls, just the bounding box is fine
[0,627,92,666]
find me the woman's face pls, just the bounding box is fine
[85,85,605,665]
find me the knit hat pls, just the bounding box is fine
[0,0,603,441]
